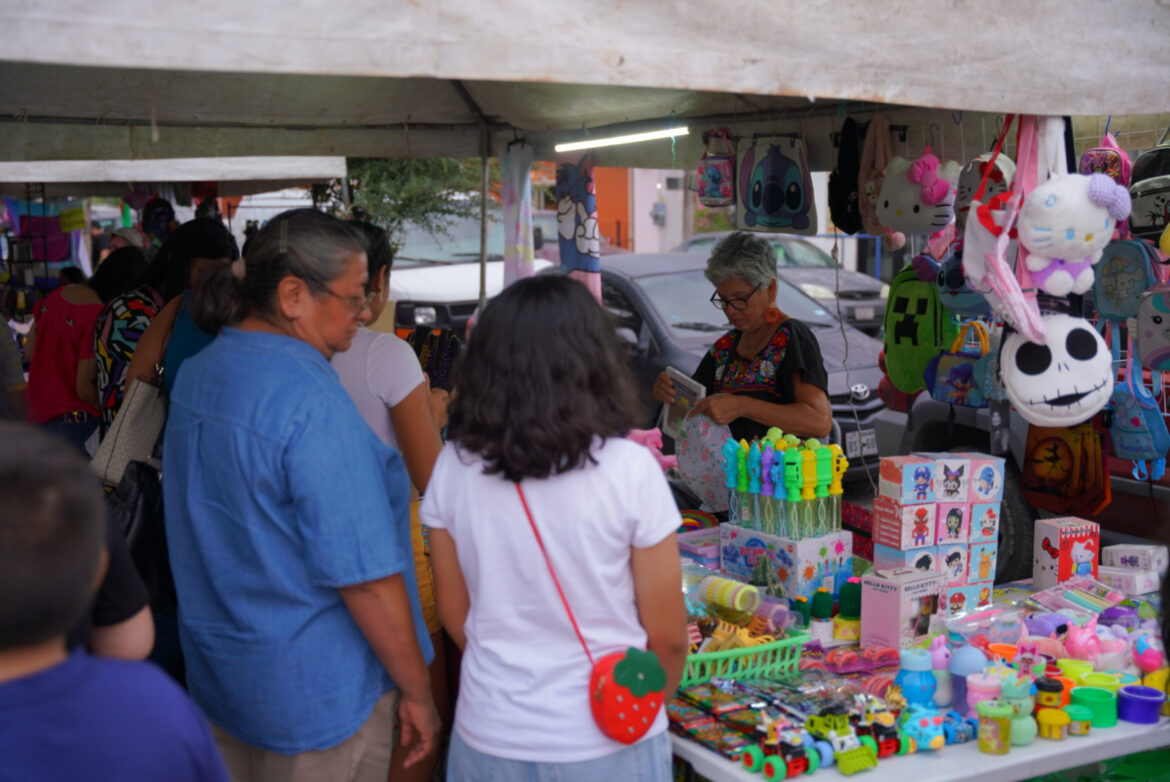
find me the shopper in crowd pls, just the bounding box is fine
[58,266,86,285]
[91,220,112,264]
[98,219,236,437]
[110,226,147,252]
[25,246,148,452]
[331,220,451,782]
[0,422,229,782]
[124,219,238,403]
[652,230,832,441]
[168,209,438,781]
[0,319,26,421]
[424,275,688,781]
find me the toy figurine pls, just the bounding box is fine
[898,704,946,752]
[913,465,933,500]
[929,635,953,708]
[895,648,938,708]
[1000,674,1037,746]
[911,508,932,547]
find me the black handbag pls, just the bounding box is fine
[106,459,177,616]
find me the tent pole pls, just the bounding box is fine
[478,124,490,314]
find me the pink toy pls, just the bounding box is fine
[1133,634,1165,674]
[626,428,678,472]
[1064,616,1102,662]
[908,148,952,206]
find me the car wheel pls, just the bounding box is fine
[995,458,1036,583]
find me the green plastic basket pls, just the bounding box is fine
[681,631,808,686]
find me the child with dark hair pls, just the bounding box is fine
[0,422,229,782]
[424,276,688,780]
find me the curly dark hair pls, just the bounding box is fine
[446,275,642,482]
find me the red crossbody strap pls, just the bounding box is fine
[515,483,596,667]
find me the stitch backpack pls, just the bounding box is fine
[1128,125,1170,241]
[1108,334,1170,481]
[1093,239,1161,357]
[882,256,958,393]
[1079,132,1132,187]
[828,117,865,235]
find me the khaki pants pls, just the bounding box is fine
[211,689,399,782]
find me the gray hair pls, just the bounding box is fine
[704,231,777,288]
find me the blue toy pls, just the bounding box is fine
[898,704,946,752]
[895,648,938,709]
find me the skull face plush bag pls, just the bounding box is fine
[999,313,1114,427]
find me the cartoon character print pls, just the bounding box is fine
[1071,540,1096,576]
[981,507,998,539]
[949,592,967,617]
[914,552,936,572]
[977,587,992,609]
[974,466,997,499]
[946,364,977,406]
[877,151,961,236]
[913,466,933,501]
[911,508,931,547]
[945,550,965,581]
[739,142,814,230]
[977,548,994,581]
[941,465,964,498]
[555,157,601,271]
[944,508,963,541]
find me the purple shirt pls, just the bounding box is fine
[0,651,229,782]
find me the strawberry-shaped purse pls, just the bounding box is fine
[516,484,667,744]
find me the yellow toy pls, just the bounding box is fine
[978,549,993,581]
[1036,708,1070,740]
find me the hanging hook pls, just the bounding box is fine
[507,127,527,150]
[928,122,941,150]
[951,110,964,125]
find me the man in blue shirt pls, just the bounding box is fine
[0,423,229,782]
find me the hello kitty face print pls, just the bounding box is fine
[1071,540,1096,576]
[1017,173,1132,297]
[877,149,961,236]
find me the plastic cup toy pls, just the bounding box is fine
[1057,658,1093,685]
[975,700,1013,754]
[1117,685,1167,724]
[987,643,1018,662]
[1033,677,1063,711]
[1079,672,1120,695]
[1070,687,1118,729]
[1063,704,1092,736]
[1036,708,1071,740]
[966,671,1003,717]
[1051,676,1075,707]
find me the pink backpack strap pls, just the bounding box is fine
[1014,116,1041,298]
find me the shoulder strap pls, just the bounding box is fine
[516,483,596,667]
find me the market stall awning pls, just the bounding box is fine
[0,156,347,198]
[1,0,1167,169]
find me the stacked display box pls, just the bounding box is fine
[719,523,853,601]
[873,454,1004,617]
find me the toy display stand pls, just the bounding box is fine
[671,718,1170,781]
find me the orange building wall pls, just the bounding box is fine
[592,167,631,250]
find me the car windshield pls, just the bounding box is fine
[636,269,835,339]
[681,235,836,268]
[395,216,506,266]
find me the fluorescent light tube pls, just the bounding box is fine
[554,126,689,153]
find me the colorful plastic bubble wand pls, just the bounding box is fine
[747,440,763,532]
[760,444,776,535]
[783,448,803,541]
[721,438,741,525]
[801,449,817,539]
[829,444,849,532]
[736,440,751,529]
[813,444,832,537]
[771,442,789,538]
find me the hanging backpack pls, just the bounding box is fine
[1079,132,1133,187]
[1128,125,1170,242]
[1021,420,1111,516]
[1108,334,1170,481]
[828,117,865,235]
[696,128,736,208]
[735,135,817,235]
[1093,239,1161,358]
[882,256,958,393]
[857,114,904,248]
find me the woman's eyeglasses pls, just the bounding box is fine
[320,288,379,315]
[710,283,761,311]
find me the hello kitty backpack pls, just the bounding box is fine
[876,147,961,237]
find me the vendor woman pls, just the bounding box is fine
[652,231,832,442]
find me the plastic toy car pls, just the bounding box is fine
[941,709,979,744]
[805,706,879,775]
[740,722,820,779]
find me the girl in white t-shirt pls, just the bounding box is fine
[422,276,687,781]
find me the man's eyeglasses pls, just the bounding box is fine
[320,288,379,315]
[710,283,761,312]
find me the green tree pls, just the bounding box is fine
[313,157,499,248]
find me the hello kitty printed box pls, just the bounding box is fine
[1032,517,1099,591]
[951,452,1005,503]
[860,567,947,649]
[914,453,971,503]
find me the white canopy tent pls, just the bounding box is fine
[1,0,1168,170]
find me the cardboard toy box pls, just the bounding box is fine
[860,567,947,649]
[945,583,994,618]
[969,503,1001,543]
[719,524,853,600]
[938,542,970,586]
[873,543,940,574]
[1033,517,1100,591]
[935,502,970,545]
[1102,544,1169,577]
[873,496,937,550]
[915,452,972,503]
[952,452,1006,503]
[1097,565,1161,596]
[968,540,999,585]
[879,455,937,504]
